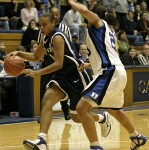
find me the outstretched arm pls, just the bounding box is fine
[68,0,102,28]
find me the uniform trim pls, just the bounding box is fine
[46,80,69,101]
[88,23,111,68]
[82,66,115,105]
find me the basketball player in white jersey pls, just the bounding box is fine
[68,1,148,150]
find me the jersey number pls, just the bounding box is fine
[109,32,116,51]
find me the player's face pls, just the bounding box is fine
[39,16,55,36]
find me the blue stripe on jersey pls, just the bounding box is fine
[82,66,115,105]
[88,25,111,68]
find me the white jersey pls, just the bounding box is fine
[86,20,123,75]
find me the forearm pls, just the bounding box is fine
[36,62,63,76]
[18,51,40,62]
[68,0,87,13]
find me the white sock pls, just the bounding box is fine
[130,130,139,137]
[38,133,47,141]
[97,114,104,123]
[90,141,100,146]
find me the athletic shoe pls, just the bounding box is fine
[130,134,148,150]
[23,136,47,150]
[99,112,111,137]
[90,145,104,150]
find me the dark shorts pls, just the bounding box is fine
[47,72,84,111]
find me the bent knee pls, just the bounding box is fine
[70,114,81,123]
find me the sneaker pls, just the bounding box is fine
[90,145,104,150]
[23,136,47,150]
[130,134,148,150]
[99,112,111,137]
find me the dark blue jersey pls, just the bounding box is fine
[43,27,82,76]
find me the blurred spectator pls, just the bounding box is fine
[53,0,61,10]
[21,0,38,31]
[39,0,49,12]
[113,0,128,30]
[86,0,95,9]
[33,0,40,9]
[117,30,130,58]
[127,0,135,12]
[37,7,72,44]
[0,41,17,116]
[121,47,141,65]
[136,12,149,41]
[62,7,87,43]
[72,32,79,52]
[78,42,93,78]
[79,42,90,62]
[16,45,26,52]
[138,43,149,65]
[140,1,149,21]
[38,2,46,17]
[124,10,144,46]
[50,7,72,40]
[137,0,149,10]
[21,19,39,52]
[0,5,10,30]
[5,0,23,29]
[0,41,6,72]
[134,4,141,23]
[29,41,42,70]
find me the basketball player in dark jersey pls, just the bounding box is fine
[8,13,111,150]
[38,7,72,122]
[68,1,148,150]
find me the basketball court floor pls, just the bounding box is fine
[0,108,148,150]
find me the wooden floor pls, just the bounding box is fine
[0,109,149,150]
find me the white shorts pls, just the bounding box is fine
[82,66,127,109]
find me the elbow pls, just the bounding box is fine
[55,62,63,70]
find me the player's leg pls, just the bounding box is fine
[107,109,148,150]
[76,98,104,150]
[23,83,66,150]
[69,82,111,138]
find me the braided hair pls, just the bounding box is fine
[91,3,118,27]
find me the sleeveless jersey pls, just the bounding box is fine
[86,20,123,75]
[43,27,91,88]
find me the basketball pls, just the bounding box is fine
[4,56,25,76]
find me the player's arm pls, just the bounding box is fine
[68,0,102,28]
[37,35,64,75]
[23,35,65,77]
[7,39,45,62]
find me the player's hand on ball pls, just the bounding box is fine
[7,51,20,58]
[22,69,39,77]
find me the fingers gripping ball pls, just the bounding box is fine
[4,56,25,76]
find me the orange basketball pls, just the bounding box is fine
[4,56,25,76]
